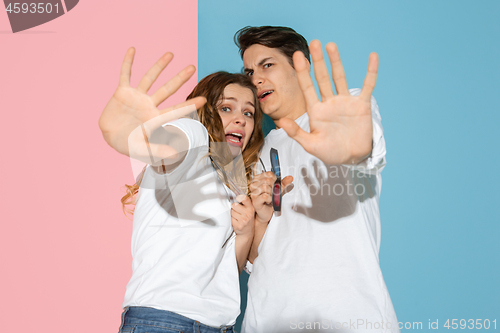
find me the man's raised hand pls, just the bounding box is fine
[278,40,378,165]
[98,47,206,164]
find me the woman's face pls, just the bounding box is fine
[217,84,256,154]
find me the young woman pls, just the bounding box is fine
[99,49,264,333]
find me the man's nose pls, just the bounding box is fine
[252,72,264,86]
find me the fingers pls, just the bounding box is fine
[281,175,294,196]
[278,118,312,152]
[232,195,255,220]
[137,52,174,93]
[236,194,252,206]
[325,43,349,95]
[309,40,334,101]
[293,51,319,110]
[250,172,275,202]
[360,52,379,101]
[250,172,276,188]
[160,96,207,116]
[151,65,197,106]
[282,175,293,187]
[231,205,254,235]
[149,103,198,129]
[119,47,135,87]
[251,190,272,206]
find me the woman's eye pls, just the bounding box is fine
[221,106,231,112]
[244,111,254,118]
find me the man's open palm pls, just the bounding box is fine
[278,40,378,165]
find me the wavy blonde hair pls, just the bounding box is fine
[121,72,264,216]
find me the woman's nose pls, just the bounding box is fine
[233,111,246,126]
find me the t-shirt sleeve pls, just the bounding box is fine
[147,118,209,177]
[163,118,208,152]
[346,88,386,175]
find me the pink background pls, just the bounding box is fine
[0,1,198,331]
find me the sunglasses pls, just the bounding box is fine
[259,148,282,212]
[270,148,282,212]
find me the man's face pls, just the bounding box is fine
[243,44,304,121]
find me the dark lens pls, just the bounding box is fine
[273,183,281,206]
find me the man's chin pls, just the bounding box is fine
[261,105,276,117]
[262,108,280,122]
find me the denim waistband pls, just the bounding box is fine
[121,306,234,333]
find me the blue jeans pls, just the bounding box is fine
[118,306,235,333]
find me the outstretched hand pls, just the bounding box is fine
[98,48,206,165]
[278,40,378,165]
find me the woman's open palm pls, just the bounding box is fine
[99,48,206,164]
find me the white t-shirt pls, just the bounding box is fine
[122,118,240,327]
[242,90,400,333]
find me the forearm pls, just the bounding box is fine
[235,233,253,274]
[248,216,270,264]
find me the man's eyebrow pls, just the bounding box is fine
[258,57,273,66]
[244,57,274,73]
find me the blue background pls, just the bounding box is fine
[199,1,500,331]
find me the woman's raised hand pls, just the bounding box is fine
[98,47,206,165]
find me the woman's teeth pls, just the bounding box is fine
[226,133,242,142]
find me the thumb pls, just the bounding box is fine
[282,175,293,188]
[236,194,251,206]
[281,175,294,196]
[278,118,311,151]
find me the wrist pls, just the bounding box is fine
[255,214,271,225]
[235,230,253,242]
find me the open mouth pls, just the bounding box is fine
[225,132,243,146]
[259,90,274,100]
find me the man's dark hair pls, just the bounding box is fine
[234,26,310,67]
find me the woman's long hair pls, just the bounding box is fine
[121,72,264,216]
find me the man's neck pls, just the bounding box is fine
[270,95,307,129]
[272,109,306,129]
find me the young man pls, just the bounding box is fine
[236,26,400,332]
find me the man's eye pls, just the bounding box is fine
[246,71,253,76]
[264,63,273,69]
